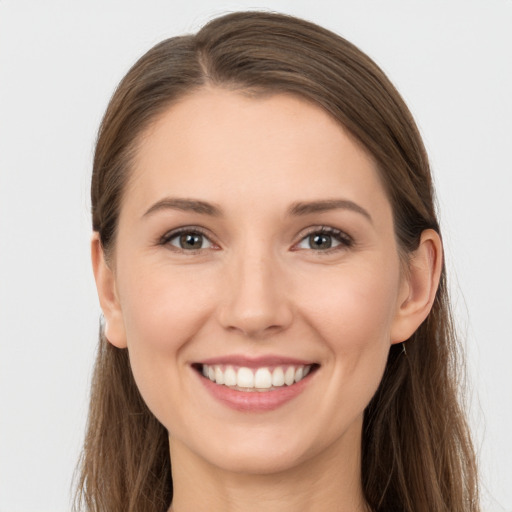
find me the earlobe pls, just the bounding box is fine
[391,229,443,344]
[91,233,127,349]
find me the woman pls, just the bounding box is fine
[75,11,479,512]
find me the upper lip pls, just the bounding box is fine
[196,355,317,368]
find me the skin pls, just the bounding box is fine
[93,88,442,512]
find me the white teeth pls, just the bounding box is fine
[224,366,237,386]
[271,367,285,387]
[284,366,295,386]
[202,363,314,390]
[214,366,224,385]
[254,368,272,389]
[237,367,254,388]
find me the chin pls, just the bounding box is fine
[180,419,344,477]
[205,442,310,476]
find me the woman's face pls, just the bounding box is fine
[101,89,412,475]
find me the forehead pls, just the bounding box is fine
[123,88,391,222]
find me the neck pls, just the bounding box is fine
[168,421,367,512]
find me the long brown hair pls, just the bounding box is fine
[75,11,479,512]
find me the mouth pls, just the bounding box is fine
[192,362,320,392]
[192,356,320,411]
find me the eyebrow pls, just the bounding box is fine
[142,197,372,223]
[288,199,373,223]
[143,198,223,218]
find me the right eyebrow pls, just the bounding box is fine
[142,198,223,218]
[288,198,373,224]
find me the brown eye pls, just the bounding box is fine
[295,228,352,252]
[309,233,333,250]
[166,230,213,251]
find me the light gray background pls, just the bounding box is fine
[0,1,511,511]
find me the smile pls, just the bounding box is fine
[200,364,315,391]
[194,358,319,412]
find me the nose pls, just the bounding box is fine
[217,248,293,339]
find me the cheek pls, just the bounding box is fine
[115,263,218,422]
[302,263,400,348]
[119,262,215,353]
[298,259,401,412]
[297,265,399,432]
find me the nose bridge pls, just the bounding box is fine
[219,237,292,337]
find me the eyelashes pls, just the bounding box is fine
[293,226,353,252]
[158,225,354,254]
[159,226,217,252]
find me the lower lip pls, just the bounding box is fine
[197,371,314,412]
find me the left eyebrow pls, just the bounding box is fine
[142,197,223,218]
[288,199,373,224]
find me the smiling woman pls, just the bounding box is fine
[74,11,479,512]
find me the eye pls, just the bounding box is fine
[161,229,214,251]
[295,227,352,251]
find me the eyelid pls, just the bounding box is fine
[292,226,354,251]
[157,225,352,253]
[158,226,219,251]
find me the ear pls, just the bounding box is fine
[91,233,127,348]
[391,229,443,344]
